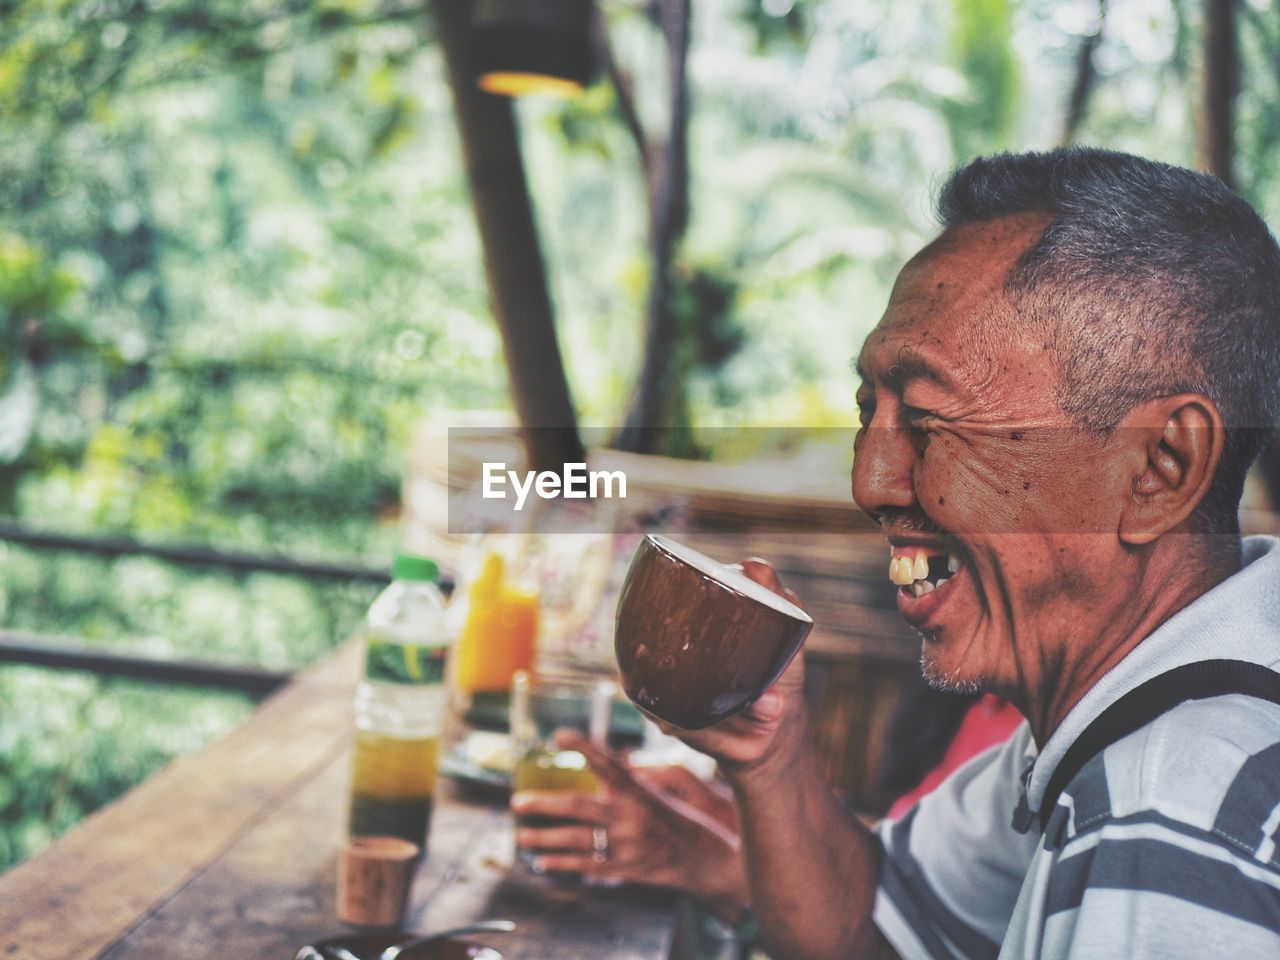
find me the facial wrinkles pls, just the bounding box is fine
[916,423,1055,535]
[1002,541,1082,715]
[987,559,1036,707]
[861,355,1057,649]
[870,337,1062,475]
[983,525,1137,729]
[861,216,1099,698]
[911,408,1088,709]
[876,217,1198,733]
[1034,536,1167,722]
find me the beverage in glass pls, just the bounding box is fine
[509,670,614,873]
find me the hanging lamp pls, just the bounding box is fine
[471,0,595,99]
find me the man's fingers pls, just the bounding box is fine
[633,763,704,798]
[740,558,808,613]
[551,731,639,793]
[746,687,784,723]
[515,824,596,851]
[510,790,610,822]
[740,557,782,592]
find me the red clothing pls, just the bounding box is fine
[886,694,1023,820]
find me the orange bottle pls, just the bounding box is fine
[453,553,539,695]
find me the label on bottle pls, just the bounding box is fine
[364,636,448,685]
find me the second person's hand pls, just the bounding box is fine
[511,732,750,922]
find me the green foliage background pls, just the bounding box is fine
[2,0,1278,870]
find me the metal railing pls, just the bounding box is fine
[0,519,396,699]
[0,630,292,698]
[0,518,389,583]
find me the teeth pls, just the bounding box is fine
[912,553,929,581]
[889,555,913,586]
[889,549,941,587]
[889,547,962,592]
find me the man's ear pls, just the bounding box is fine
[1118,393,1225,545]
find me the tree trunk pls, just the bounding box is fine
[436,0,584,471]
[1198,0,1238,189]
[1194,0,1280,513]
[611,0,693,454]
[1059,0,1107,145]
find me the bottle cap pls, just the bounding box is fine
[392,554,439,583]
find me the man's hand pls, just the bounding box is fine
[660,559,811,779]
[639,559,896,960]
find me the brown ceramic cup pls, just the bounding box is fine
[614,535,813,730]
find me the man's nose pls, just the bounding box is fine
[852,425,917,518]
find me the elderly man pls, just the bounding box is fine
[675,148,1280,959]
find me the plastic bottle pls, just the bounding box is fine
[347,553,451,853]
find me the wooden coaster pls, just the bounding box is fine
[336,836,420,929]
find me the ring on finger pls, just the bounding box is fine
[591,825,609,863]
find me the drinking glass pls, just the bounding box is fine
[509,670,614,873]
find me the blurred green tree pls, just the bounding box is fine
[0,0,505,552]
[0,0,499,870]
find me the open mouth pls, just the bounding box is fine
[886,538,977,635]
[888,545,963,598]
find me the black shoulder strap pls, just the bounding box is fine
[1039,658,1280,832]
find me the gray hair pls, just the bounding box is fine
[938,148,1280,533]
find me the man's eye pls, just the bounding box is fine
[903,406,935,427]
[857,403,876,427]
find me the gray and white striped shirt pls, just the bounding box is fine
[874,536,1280,959]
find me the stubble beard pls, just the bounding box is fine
[918,630,985,695]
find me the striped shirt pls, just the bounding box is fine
[873,535,1280,959]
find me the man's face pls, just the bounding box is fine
[852,215,1132,699]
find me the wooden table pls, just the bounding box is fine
[0,643,681,959]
